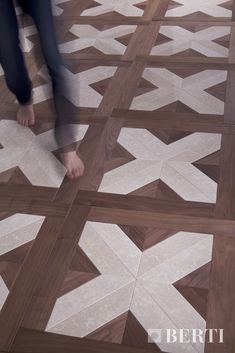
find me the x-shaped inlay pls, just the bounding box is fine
[152,26,230,57]
[47,221,212,353]
[166,0,231,17]
[81,0,145,17]
[131,68,227,114]
[60,25,136,55]
[100,128,221,203]
[33,66,117,107]
[0,120,88,187]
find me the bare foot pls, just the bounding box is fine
[17,104,35,127]
[61,150,84,179]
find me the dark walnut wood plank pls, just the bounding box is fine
[75,190,214,217]
[0,217,65,351]
[59,16,149,25]
[22,205,89,331]
[229,18,235,60]
[215,28,235,216]
[153,17,235,26]
[139,56,232,65]
[205,23,235,353]
[63,54,124,61]
[123,25,161,61]
[78,112,107,126]
[138,56,235,70]
[232,0,235,21]
[143,0,165,21]
[11,328,164,353]
[0,184,56,201]
[224,33,235,125]
[88,206,235,237]
[64,52,132,67]
[3,104,97,125]
[205,140,235,351]
[225,83,235,123]
[75,189,235,235]
[112,109,226,133]
[0,197,68,218]
[215,134,235,218]
[205,236,235,353]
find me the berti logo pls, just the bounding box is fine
[148,329,224,344]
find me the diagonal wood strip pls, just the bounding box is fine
[21,205,89,330]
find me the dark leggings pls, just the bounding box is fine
[0,0,77,147]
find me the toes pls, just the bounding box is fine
[17,117,23,126]
[78,166,84,177]
[17,105,35,128]
[29,119,35,126]
[66,169,74,179]
[18,118,25,127]
[74,169,80,179]
[63,154,85,180]
[17,118,32,127]
[66,166,81,179]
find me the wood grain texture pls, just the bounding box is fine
[22,205,90,331]
[0,184,56,201]
[205,19,235,353]
[112,110,226,133]
[152,17,235,25]
[76,190,214,217]
[0,197,67,217]
[205,236,235,353]
[88,206,235,237]
[11,328,164,353]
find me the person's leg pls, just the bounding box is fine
[19,0,84,178]
[0,0,35,126]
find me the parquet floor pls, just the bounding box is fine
[0,1,235,352]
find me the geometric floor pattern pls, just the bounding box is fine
[1,1,235,353]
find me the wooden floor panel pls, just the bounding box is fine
[11,328,165,353]
[1,0,235,352]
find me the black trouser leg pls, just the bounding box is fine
[0,0,32,104]
[19,0,77,148]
